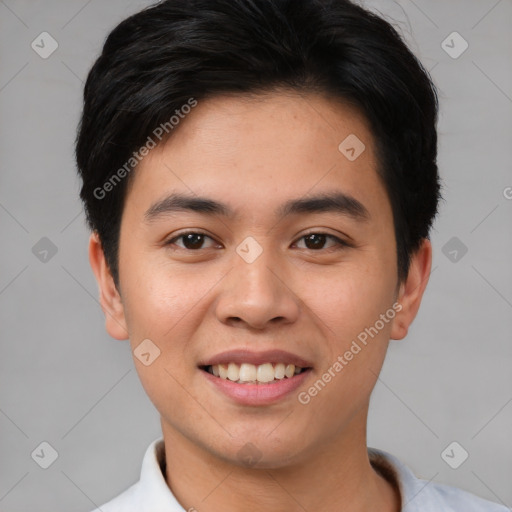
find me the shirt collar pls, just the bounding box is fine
[368,447,455,512]
[136,438,185,510]
[137,438,452,512]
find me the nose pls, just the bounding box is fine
[214,245,300,330]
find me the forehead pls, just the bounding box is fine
[161,91,374,165]
[124,90,390,225]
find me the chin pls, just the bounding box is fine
[207,432,308,470]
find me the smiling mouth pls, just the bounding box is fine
[200,362,312,384]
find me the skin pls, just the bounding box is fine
[89,90,432,512]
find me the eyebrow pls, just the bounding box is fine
[144,191,370,223]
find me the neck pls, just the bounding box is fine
[161,410,400,512]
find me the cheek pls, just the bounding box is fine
[121,258,226,368]
[305,261,395,335]
[120,252,196,333]
[121,263,205,412]
[301,273,394,417]
[132,358,203,433]
[302,259,397,405]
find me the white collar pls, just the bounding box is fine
[95,438,506,512]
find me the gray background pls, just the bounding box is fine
[0,0,511,510]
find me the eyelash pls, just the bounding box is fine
[164,230,350,252]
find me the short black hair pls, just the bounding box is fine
[76,0,441,289]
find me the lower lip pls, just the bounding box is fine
[201,368,312,406]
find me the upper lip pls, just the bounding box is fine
[198,349,313,368]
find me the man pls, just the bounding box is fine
[75,0,507,510]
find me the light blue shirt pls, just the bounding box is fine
[91,438,509,512]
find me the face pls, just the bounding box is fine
[90,91,430,468]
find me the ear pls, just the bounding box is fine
[88,231,129,340]
[390,238,432,340]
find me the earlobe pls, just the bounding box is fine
[88,232,129,340]
[390,239,432,341]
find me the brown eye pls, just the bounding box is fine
[166,232,217,250]
[295,233,347,251]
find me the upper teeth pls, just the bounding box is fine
[210,362,303,383]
